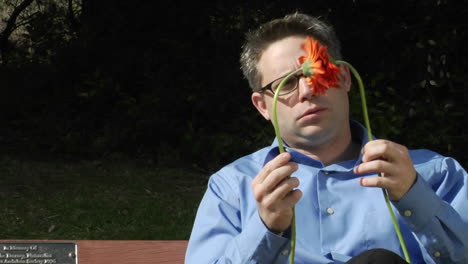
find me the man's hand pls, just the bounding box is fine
[251,152,302,234]
[354,140,417,201]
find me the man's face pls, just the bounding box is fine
[252,36,351,150]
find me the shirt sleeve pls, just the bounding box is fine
[185,171,291,264]
[393,157,468,264]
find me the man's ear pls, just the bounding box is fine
[340,64,352,92]
[251,92,271,120]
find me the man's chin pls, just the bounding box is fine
[300,126,328,137]
[302,127,336,142]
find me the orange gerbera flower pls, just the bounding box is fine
[298,37,340,95]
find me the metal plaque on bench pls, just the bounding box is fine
[0,242,77,264]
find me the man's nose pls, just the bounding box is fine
[298,77,315,101]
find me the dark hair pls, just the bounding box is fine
[240,13,342,92]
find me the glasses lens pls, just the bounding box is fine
[272,76,298,95]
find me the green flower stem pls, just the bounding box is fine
[271,68,302,264]
[272,68,303,154]
[334,61,372,141]
[335,60,411,263]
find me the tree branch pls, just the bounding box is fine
[67,0,83,35]
[0,0,35,62]
[11,11,40,32]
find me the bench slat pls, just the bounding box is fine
[0,240,188,264]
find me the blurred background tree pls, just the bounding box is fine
[1,0,467,171]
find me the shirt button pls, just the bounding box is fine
[404,210,412,217]
[327,208,334,215]
[433,251,441,257]
[281,249,289,255]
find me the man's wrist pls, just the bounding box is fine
[270,226,292,238]
[267,226,285,236]
[275,231,285,237]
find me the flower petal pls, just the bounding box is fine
[298,37,340,95]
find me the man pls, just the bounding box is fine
[185,13,468,264]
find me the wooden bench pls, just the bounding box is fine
[0,240,188,264]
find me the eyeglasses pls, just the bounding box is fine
[257,72,306,96]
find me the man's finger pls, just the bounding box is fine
[262,177,300,207]
[282,189,303,208]
[261,162,298,193]
[359,176,394,189]
[361,140,403,163]
[253,152,291,185]
[354,159,393,175]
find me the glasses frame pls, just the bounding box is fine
[257,72,306,96]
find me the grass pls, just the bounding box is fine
[0,156,207,240]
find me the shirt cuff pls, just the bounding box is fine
[393,173,442,231]
[238,212,291,263]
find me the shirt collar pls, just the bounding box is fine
[263,120,373,171]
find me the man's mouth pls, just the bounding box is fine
[297,107,327,121]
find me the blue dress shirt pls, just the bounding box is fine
[186,122,468,263]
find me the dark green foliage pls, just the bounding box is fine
[0,156,205,239]
[1,0,467,169]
